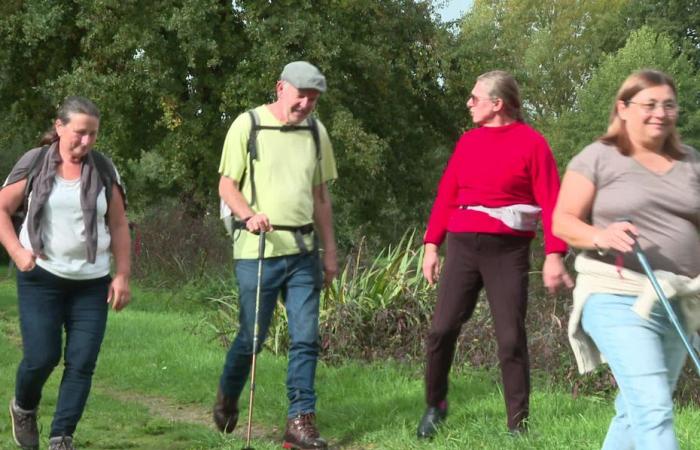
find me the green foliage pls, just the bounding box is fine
[3,1,699,249]
[241,0,456,245]
[3,5,700,446]
[3,261,700,448]
[130,200,232,288]
[449,0,630,124]
[207,230,434,359]
[321,230,433,359]
[0,1,81,176]
[545,26,700,164]
[624,0,700,69]
[325,230,429,313]
[0,0,455,249]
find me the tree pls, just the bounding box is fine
[0,0,456,248]
[545,26,700,165]
[624,0,700,68]
[447,0,630,124]
[0,1,84,177]
[224,0,458,245]
[0,0,248,208]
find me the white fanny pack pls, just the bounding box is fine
[464,204,542,231]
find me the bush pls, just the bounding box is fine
[153,220,698,405]
[131,200,231,287]
[320,231,433,362]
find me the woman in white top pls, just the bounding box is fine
[0,96,131,450]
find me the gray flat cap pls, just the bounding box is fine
[280,61,327,93]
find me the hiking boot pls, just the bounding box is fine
[48,435,74,450]
[282,413,327,449]
[416,403,447,439]
[212,387,238,433]
[9,397,39,449]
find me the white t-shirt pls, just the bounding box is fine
[20,176,111,279]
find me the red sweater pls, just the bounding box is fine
[424,122,567,254]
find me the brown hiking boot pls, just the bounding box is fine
[282,413,327,449]
[9,397,39,449]
[212,387,238,433]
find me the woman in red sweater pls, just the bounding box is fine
[417,71,572,438]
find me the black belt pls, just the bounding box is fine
[232,221,315,253]
[271,224,314,234]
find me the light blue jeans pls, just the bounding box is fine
[582,293,688,450]
[220,253,322,417]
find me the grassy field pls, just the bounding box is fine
[0,268,699,449]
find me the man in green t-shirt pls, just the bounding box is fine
[214,61,338,450]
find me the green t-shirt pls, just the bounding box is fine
[219,105,337,259]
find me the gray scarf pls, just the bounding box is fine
[5,142,107,263]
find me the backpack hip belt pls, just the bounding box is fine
[232,221,316,254]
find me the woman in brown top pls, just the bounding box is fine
[553,70,699,450]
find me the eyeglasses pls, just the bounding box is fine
[626,100,679,115]
[468,94,496,104]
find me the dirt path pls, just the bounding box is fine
[93,384,280,441]
[0,297,363,449]
[0,313,276,442]
[91,387,366,449]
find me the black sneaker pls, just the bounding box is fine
[509,421,529,437]
[9,397,39,449]
[416,403,447,439]
[48,435,74,450]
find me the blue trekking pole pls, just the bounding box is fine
[630,238,700,376]
[242,231,265,450]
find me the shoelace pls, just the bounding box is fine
[15,410,38,432]
[294,414,320,438]
[51,436,72,450]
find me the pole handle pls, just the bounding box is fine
[258,230,266,259]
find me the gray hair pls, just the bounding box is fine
[477,70,524,122]
[40,96,101,145]
[57,96,100,123]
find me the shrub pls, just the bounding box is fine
[131,200,231,288]
[165,222,699,405]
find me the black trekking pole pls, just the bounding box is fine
[242,231,265,450]
[630,237,700,376]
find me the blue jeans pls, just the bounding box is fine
[582,293,688,450]
[220,253,322,417]
[15,265,110,438]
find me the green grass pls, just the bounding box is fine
[1,270,699,449]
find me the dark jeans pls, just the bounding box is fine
[15,265,110,438]
[220,253,322,417]
[425,232,531,429]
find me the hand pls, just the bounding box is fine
[592,221,639,254]
[322,248,338,287]
[542,253,574,294]
[245,213,272,233]
[422,244,441,286]
[11,247,37,272]
[107,273,131,312]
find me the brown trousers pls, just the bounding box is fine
[425,232,531,429]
